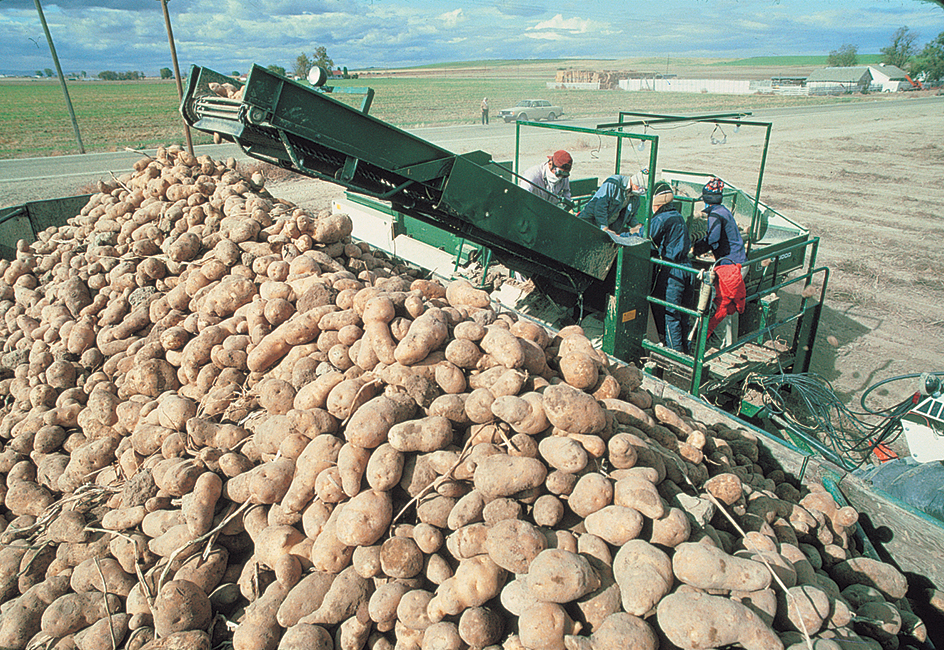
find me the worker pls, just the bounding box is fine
[578,170,647,235]
[691,177,748,343]
[649,181,693,354]
[519,150,573,207]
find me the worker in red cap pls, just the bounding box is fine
[519,150,573,208]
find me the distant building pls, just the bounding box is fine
[866,64,910,92]
[805,67,876,94]
[553,70,634,90]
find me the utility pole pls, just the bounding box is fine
[158,0,194,155]
[34,0,85,154]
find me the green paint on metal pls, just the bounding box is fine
[738,401,769,419]
[603,242,652,362]
[440,155,617,282]
[0,194,92,260]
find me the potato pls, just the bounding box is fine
[299,566,371,626]
[41,591,123,638]
[370,581,411,629]
[657,591,783,650]
[528,549,600,603]
[490,393,548,435]
[558,352,599,390]
[395,308,449,365]
[518,602,573,650]
[672,542,772,593]
[278,623,334,650]
[473,454,547,499]
[428,556,506,622]
[458,606,504,648]
[277,571,336,628]
[485,519,547,574]
[612,540,673,617]
[831,556,908,601]
[389,416,453,453]
[381,537,424,579]
[538,436,588,474]
[345,391,417,449]
[69,556,136,596]
[445,279,490,309]
[584,505,644,545]
[613,474,664,520]
[335,489,393,546]
[590,612,657,650]
[567,473,613,518]
[0,575,71,649]
[542,384,605,435]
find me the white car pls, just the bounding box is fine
[497,100,563,123]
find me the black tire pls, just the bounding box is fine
[547,113,556,121]
[516,113,528,122]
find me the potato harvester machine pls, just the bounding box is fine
[179,64,828,410]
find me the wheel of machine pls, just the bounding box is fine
[517,113,528,122]
[547,113,556,121]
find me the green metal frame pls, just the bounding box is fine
[610,112,771,251]
[0,194,92,260]
[510,112,821,398]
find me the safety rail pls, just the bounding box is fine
[641,236,827,398]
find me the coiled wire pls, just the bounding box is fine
[747,372,931,468]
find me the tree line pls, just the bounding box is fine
[828,26,944,83]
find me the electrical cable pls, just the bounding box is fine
[746,371,931,468]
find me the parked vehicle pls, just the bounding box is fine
[497,99,563,123]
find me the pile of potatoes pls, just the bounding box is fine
[0,145,932,650]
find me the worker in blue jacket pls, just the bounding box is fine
[691,177,749,345]
[578,170,647,235]
[692,177,748,271]
[649,181,693,354]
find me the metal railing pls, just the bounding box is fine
[641,236,828,398]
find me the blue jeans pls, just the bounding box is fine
[652,268,692,354]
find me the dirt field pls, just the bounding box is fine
[265,94,944,442]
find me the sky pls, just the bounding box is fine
[1,0,943,77]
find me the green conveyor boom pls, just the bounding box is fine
[183,65,625,290]
[181,64,653,361]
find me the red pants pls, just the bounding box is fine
[705,264,746,341]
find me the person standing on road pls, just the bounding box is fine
[578,169,648,235]
[649,181,693,354]
[481,97,489,125]
[519,150,573,207]
[691,177,748,343]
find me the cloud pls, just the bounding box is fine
[529,14,591,34]
[3,0,944,75]
[438,8,464,28]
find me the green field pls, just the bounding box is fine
[0,80,215,158]
[0,60,884,159]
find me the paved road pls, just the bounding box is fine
[2,95,939,207]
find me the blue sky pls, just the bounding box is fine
[1,0,943,76]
